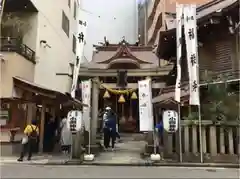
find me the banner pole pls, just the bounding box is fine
[70,133,73,160]
[198,104,203,163]
[88,116,91,154]
[178,103,183,163]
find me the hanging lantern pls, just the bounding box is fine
[118,94,125,103]
[130,92,138,100]
[103,90,110,98]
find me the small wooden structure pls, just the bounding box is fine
[0,76,86,155]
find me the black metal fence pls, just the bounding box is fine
[0,37,35,63]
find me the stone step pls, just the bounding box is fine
[97,133,145,141]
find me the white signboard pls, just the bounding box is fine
[71,18,88,98]
[138,79,153,131]
[175,3,184,102]
[81,80,91,131]
[163,110,179,133]
[183,4,200,105]
[67,110,83,132]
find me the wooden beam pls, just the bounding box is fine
[39,103,46,153]
[78,66,173,77]
[78,82,166,89]
[14,84,56,98]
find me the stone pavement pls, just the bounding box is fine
[83,140,148,165]
[0,154,69,165]
[1,164,239,178]
[1,134,239,168]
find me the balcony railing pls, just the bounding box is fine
[0,37,35,63]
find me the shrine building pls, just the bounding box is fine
[76,38,173,142]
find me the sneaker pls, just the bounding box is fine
[111,148,115,151]
[27,158,31,161]
[17,158,23,162]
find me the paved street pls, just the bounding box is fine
[1,164,239,178]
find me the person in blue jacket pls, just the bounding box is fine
[107,110,117,150]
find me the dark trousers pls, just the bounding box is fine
[110,131,116,148]
[103,128,110,148]
[20,139,36,159]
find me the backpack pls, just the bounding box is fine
[29,125,38,140]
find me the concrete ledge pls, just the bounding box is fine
[2,158,239,169]
[40,160,240,168]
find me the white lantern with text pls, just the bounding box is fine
[67,110,84,133]
[163,110,179,133]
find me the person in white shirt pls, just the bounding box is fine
[60,114,72,154]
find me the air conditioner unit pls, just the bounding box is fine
[0,53,6,61]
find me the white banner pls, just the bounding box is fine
[175,3,184,102]
[183,5,200,105]
[81,79,91,131]
[71,19,87,98]
[138,79,153,131]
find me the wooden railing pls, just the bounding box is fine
[0,37,35,63]
[161,120,240,163]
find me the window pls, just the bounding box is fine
[73,1,77,19]
[72,35,76,53]
[68,0,71,7]
[62,11,69,37]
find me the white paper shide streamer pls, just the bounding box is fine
[183,5,200,105]
[71,19,87,98]
[175,3,184,102]
[81,80,91,132]
[138,79,153,131]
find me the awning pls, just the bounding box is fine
[152,83,189,104]
[0,97,35,103]
[13,76,58,98]
[12,77,88,107]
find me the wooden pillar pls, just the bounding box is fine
[25,92,34,124]
[145,76,153,147]
[39,103,46,153]
[27,103,34,124]
[91,77,99,144]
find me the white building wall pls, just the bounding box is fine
[81,0,138,61]
[26,0,78,93]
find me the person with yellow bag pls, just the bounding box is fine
[18,119,39,162]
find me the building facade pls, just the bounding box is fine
[0,0,81,155]
[147,0,213,45]
[1,0,80,94]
